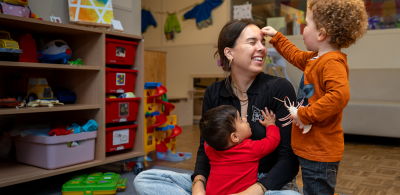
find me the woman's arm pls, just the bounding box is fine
[192,175,206,195]
[191,85,216,188]
[258,78,300,190]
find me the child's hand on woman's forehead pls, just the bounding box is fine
[261,26,278,37]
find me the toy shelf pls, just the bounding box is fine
[0,14,145,188]
[0,104,100,115]
[0,61,101,70]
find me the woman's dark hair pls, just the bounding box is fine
[199,105,238,151]
[215,19,258,72]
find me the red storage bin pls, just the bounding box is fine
[106,124,137,152]
[106,38,138,65]
[106,68,138,93]
[106,97,141,123]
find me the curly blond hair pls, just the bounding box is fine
[308,0,368,49]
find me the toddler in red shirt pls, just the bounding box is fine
[199,105,280,195]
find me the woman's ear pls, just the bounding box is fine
[317,28,327,42]
[230,132,239,144]
[224,47,233,61]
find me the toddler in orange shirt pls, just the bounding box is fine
[262,0,368,194]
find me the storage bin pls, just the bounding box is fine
[106,97,141,123]
[106,38,138,65]
[13,131,97,169]
[106,68,138,93]
[106,124,137,152]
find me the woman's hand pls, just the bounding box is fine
[261,26,278,37]
[259,107,276,127]
[229,183,264,195]
[192,175,206,195]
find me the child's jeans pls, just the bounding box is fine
[299,156,340,195]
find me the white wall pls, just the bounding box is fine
[23,0,141,35]
[142,0,231,98]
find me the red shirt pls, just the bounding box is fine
[204,125,280,195]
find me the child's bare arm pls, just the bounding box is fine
[262,27,317,71]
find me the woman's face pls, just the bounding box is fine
[229,25,266,75]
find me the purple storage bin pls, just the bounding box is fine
[13,131,97,169]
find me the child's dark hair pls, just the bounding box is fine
[199,105,238,151]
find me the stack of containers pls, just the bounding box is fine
[105,38,141,152]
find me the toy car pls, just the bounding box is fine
[6,74,54,102]
[37,40,72,64]
[52,87,76,104]
[0,30,22,61]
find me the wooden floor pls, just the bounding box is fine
[156,125,400,195]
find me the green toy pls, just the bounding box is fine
[62,172,127,195]
[68,58,83,66]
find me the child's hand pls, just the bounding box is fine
[259,107,276,127]
[261,26,278,37]
[289,111,306,129]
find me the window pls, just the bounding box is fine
[29,78,37,85]
[38,79,48,85]
[232,0,307,36]
[365,0,400,30]
[232,0,400,35]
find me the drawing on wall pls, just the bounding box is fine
[68,0,114,24]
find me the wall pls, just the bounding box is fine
[20,0,141,35]
[142,0,231,98]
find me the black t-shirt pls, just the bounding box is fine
[191,72,299,190]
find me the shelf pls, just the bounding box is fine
[0,104,100,115]
[0,159,103,187]
[104,151,146,164]
[0,61,100,70]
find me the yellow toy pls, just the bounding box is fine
[0,31,19,49]
[26,77,54,102]
[143,82,191,166]
[0,0,42,19]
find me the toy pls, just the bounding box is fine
[52,87,77,104]
[67,58,83,66]
[117,92,135,98]
[0,98,23,108]
[37,40,72,64]
[5,74,54,102]
[26,100,64,107]
[49,125,71,136]
[144,82,192,165]
[0,0,42,19]
[0,30,23,61]
[16,33,38,63]
[62,172,127,195]
[274,96,312,134]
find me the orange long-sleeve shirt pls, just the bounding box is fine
[270,32,350,162]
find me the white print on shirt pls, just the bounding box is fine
[252,106,264,122]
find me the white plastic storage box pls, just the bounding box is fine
[13,131,97,169]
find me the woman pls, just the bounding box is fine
[134,19,300,195]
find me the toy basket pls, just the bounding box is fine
[106,68,138,93]
[106,97,141,123]
[106,124,137,152]
[106,38,138,65]
[13,131,97,169]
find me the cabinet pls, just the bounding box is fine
[0,14,144,187]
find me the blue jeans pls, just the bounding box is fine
[133,169,301,195]
[299,157,339,195]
